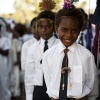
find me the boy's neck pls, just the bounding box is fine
[42,35,53,41]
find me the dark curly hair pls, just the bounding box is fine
[30,17,37,27]
[37,10,55,21]
[55,8,84,30]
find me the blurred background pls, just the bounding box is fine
[0,0,100,100]
[0,0,97,24]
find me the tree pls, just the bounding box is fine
[1,0,61,24]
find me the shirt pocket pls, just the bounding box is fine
[73,65,82,83]
[34,58,42,69]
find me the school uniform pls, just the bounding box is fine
[21,37,38,72]
[42,41,99,100]
[21,37,38,99]
[25,35,59,100]
[0,37,11,100]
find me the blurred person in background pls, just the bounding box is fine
[22,26,33,43]
[0,18,11,100]
[76,8,95,52]
[14,23,27,44]
[11,25,22,100]
[21,17,40,72]
[25,9,60,100]
[21,17,40,100]
[5,18,20,97]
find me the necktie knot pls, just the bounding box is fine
[64,49,69,53]
[45,40,48,45]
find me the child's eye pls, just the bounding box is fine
[61,29,68,32]
[72,29,78,34]
[38,25,43,29]
[45,25,51,29]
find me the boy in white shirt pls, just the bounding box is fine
[21,17,40,99]
[21,17,40,72]
[42,1,99,100]
[25,10,59,100]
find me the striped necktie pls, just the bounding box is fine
[59,49,69,100]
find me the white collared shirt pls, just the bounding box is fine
[42,41,99,100]
[25,36,60,100]
[21,37,38,71]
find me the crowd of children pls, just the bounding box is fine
[0,0,100,100]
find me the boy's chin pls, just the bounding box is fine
[63,42,72,47]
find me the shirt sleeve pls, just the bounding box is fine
[84,55,99,100]
[0,37,11,50]
[25,47,35,100]
[42,52,51,91]
[88,75,99,100]
[21,43,28,71]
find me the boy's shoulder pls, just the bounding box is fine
[29,40,39,47]
[55,38,60,42]
[22,38,35,47]
[27,41,39,51]
[77,43,94,57]
[44,43,59,56]
[0,36,10,41]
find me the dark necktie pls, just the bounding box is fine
[43,40,48,90]
[78,32,84,46]
[59,49,69,100]
[40,40,48,64]
[44,40,48,52]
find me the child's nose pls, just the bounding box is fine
[66,31,71,37]
[42,26,47,31]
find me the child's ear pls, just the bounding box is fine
[54,25,58,33]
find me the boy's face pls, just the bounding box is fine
[55,17,80,47]
[37,19,53,40]
[31,21,40,40]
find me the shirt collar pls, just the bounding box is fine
[80,29,87,35]
[40,35,55,45]
[34,37,38,42]
[58,41,77,53]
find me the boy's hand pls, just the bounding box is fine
[61,67,71,74]
[51,97,55,100]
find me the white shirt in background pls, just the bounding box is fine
[21,37,38,71]
[12,38,22,96]
[0,37,11,100]
[25,36,59,100]
[22,34,33,43]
